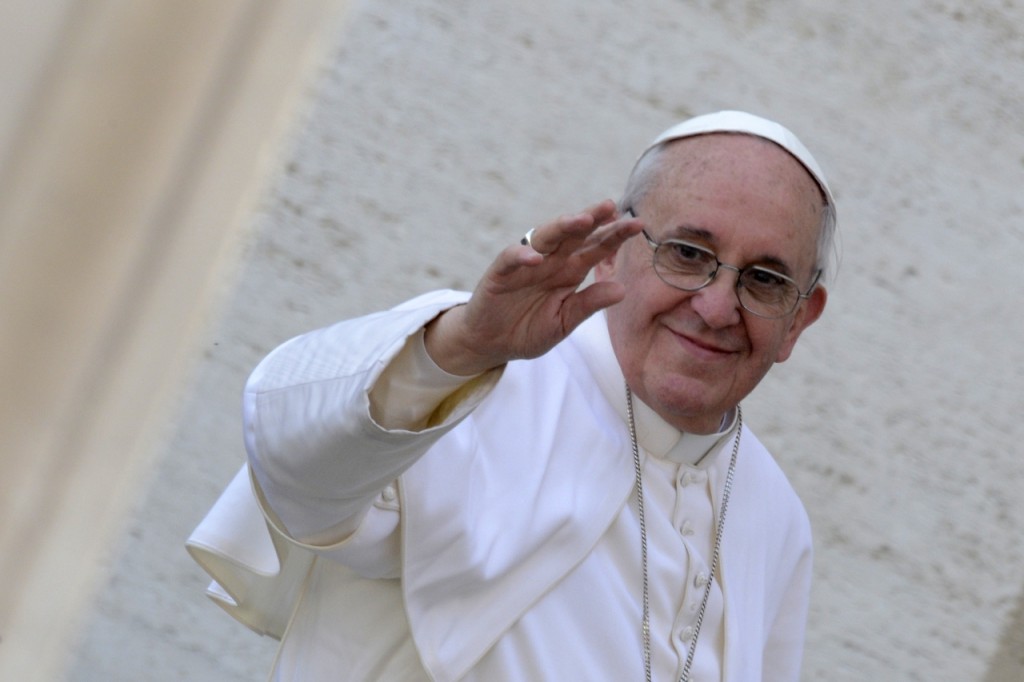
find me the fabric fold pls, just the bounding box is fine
[186,464,316,639]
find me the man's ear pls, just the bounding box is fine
[775,285,827,363]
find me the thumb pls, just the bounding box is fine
[559,281,626,333]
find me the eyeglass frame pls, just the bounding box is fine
[623,207,822,320]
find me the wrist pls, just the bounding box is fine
[423,306,503,376]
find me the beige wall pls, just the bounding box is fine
[5,1,1021,681]
[0,2,346,680]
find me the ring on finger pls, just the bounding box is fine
[520,228,537,250]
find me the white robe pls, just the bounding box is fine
[187,290,812,681]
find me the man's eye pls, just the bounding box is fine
[745,267,790,290]
[666,242,711,263]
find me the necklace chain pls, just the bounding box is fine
[625,386,742,682]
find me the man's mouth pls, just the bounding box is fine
[668,326,739,359]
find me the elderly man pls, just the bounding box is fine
[189,110,836,681]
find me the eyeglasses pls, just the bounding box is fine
[625,207,820,319]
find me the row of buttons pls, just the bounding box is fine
[676,572,712,646]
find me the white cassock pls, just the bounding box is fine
[187,290,812,681]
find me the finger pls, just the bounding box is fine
[581,198,620,227]
[523,213,592,256]
[564,213,644,272]
[525,199,619,255]
[490,242,545,279]
[589,210,644,246]
[501,212,641,289]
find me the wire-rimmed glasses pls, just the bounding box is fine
[625,207,820,319]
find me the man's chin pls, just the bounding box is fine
[642,380,726,434]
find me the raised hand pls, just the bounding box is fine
[424,199,643,376]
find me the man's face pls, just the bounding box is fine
[596,133,828,434]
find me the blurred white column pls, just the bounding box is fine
[0,1,349,680]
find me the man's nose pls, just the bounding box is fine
[690,266,743,328]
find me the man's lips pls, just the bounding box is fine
[667,326,741,358]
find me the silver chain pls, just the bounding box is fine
[626,386,742,682]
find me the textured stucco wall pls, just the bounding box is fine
[69,1,1023,680]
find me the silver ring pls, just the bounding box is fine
[520,228,536,248]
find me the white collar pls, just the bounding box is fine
[571,311,736,467]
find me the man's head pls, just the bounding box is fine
[596,111,834,434]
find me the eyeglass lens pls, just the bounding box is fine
[652,243,799,318]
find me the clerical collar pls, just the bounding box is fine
[571,310,736,467]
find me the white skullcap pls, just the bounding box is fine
[640,110,834,206]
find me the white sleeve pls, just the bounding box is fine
[368,326,484,431]
[244,290,502,544]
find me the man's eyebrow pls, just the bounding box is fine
[666,225,716,242]
[752,256,794,276]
